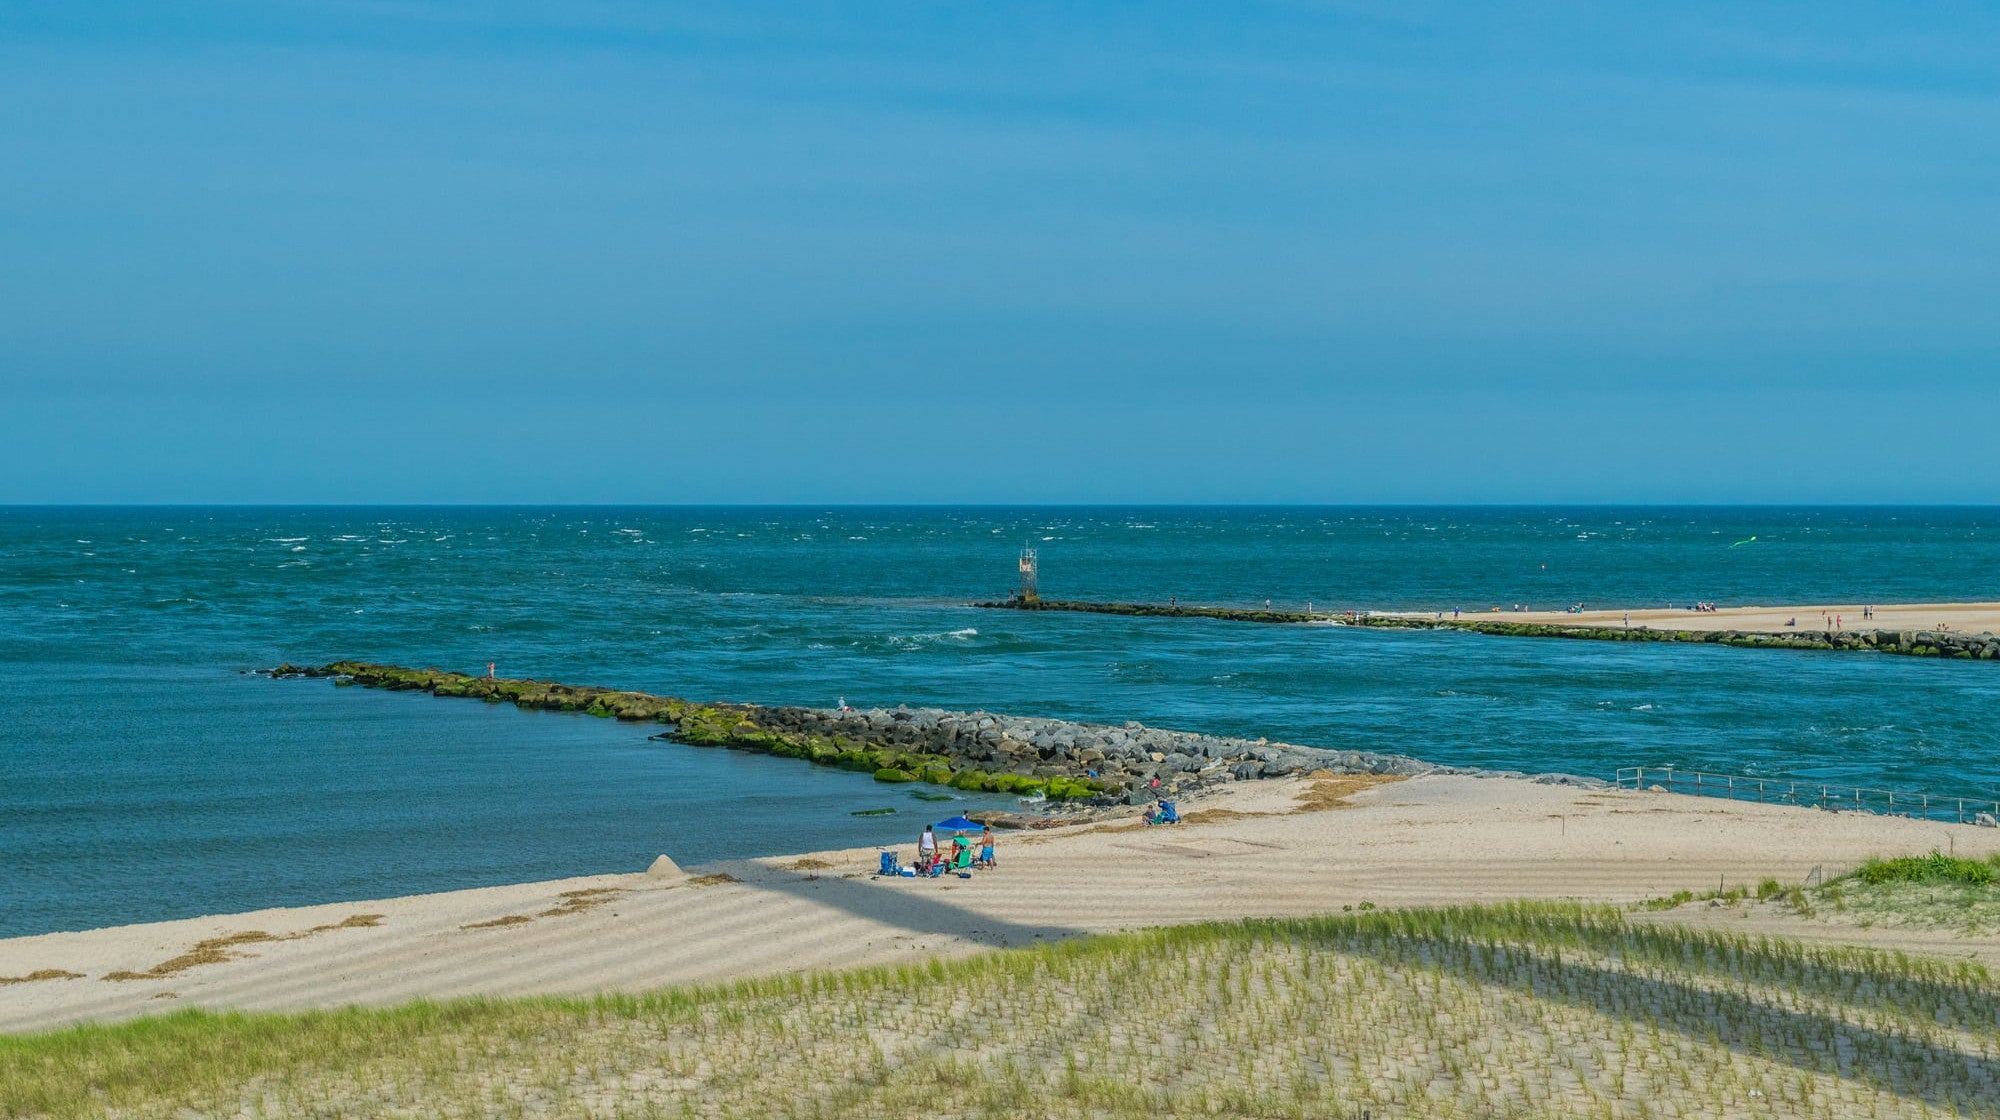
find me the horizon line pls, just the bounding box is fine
[5,501,1999,511]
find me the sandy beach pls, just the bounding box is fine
[1421,601,2000,636]
[7,773,1999,1036]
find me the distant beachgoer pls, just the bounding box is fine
[919,826,937,862]
[1264,599,1271,609]
[977,826,996,868]
[1623,612,1629,627]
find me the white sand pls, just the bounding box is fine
[5,774,1999,1034]
[1417,600,2000,636]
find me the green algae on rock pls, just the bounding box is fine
[268,661,1449,807]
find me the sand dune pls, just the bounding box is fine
[5,774,2000,1034]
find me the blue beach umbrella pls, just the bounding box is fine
[933,815,984,831]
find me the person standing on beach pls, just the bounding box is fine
[977,826,996,868]
[918,825,937,867]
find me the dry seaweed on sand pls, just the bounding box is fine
[0,969,84,986]
[101,916,385,982]
[1293,771,1404,813]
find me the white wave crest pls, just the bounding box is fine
[886,627,979,649]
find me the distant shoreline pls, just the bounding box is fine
[978,598,2000,660]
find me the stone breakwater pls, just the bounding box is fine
[977,599,1321,625]
[267,661,1581,812]
[979,599,2000,660]
[1357,617,2000,659]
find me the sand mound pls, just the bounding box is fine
[645,854,685,880]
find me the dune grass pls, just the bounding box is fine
[6,902,2000,1118]
[1803,851,2000,935]
[1631,852,2000,934]
[1854,851,2000,888]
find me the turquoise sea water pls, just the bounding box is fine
[3,506,1998,938]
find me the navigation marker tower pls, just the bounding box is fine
[1018,546,1039,602]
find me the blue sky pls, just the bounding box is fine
[3,2,1996,503]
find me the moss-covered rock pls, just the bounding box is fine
[283,660,1215,809]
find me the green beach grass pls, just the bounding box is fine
[1804,852,2000,935]
[7,902,2000,1119]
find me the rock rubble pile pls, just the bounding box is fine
[266,661,1581,810]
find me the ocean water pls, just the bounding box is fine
[3,505,1998,938]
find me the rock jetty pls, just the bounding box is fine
[977,598,1319,625]
[979,599,2000,660]
[1357,617,2000,659]
[268,661,1467,810]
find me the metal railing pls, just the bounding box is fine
[1615,766,2000,825]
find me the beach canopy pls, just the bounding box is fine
[933,815,984,831]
